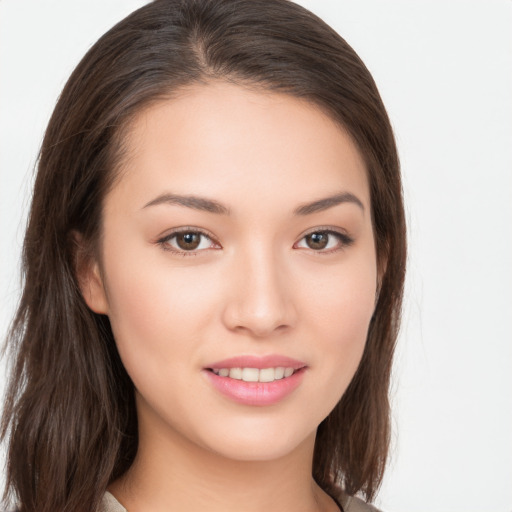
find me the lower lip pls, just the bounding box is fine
[203,368,306,406]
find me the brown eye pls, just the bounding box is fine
[175,232,201,250]
[159,230,217,253]
[295,229,353,252]
[305,232,329,250]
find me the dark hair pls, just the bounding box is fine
[1,1,406,511]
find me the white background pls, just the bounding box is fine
[1,1,511,511]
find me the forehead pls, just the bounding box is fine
[112,81,370,212]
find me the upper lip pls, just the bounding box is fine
[205,355,307,370]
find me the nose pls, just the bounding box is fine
[221,247,297,338]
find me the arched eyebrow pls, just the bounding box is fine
[142,193,230,214]
[142,191,364,216]
[294,192,365,215]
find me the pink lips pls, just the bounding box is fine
[207,355,306,370]
[203,355,307,406]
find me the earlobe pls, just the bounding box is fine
[72,232,109,315]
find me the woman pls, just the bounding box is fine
[1,1,406,511]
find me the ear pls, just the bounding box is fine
[72,232,109,315]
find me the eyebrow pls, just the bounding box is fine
[142,193,230,214]
[294,192,365,215]
[142,191,364,216]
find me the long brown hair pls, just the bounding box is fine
[1,1,406,511]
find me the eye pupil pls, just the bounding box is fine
[177,232,201,250]
[306,232,328,250]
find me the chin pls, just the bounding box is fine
[194,416,318,463]
[208,437,310,463]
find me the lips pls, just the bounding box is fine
[203,355,307,406]
[206,354,307,371]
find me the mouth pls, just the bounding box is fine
[203,355,307,406]
[206,366,302,383]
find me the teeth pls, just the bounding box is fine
[258,368,275,382]
[242,368,259,382]
[229,367,242,380]
[212,366,298,383]
[284,367,294,378]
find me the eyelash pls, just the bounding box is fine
[157,227,220,256]
[156,227,354,256]
[294,227,354,254]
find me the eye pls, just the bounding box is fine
[294,229,353,252]
[158,229,219,254]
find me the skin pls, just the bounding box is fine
[80,82,378,512]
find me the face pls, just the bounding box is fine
[82,82,378,462]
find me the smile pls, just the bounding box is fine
[210,367,297,383]
[204,355,307,406]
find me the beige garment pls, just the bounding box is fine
[99,491,381,512]
[100,492,127,512]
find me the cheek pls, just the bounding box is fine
[299,251,377,382]
[303,248,376,324]
[100,248,221,380]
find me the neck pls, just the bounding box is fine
[109,399,337,512]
